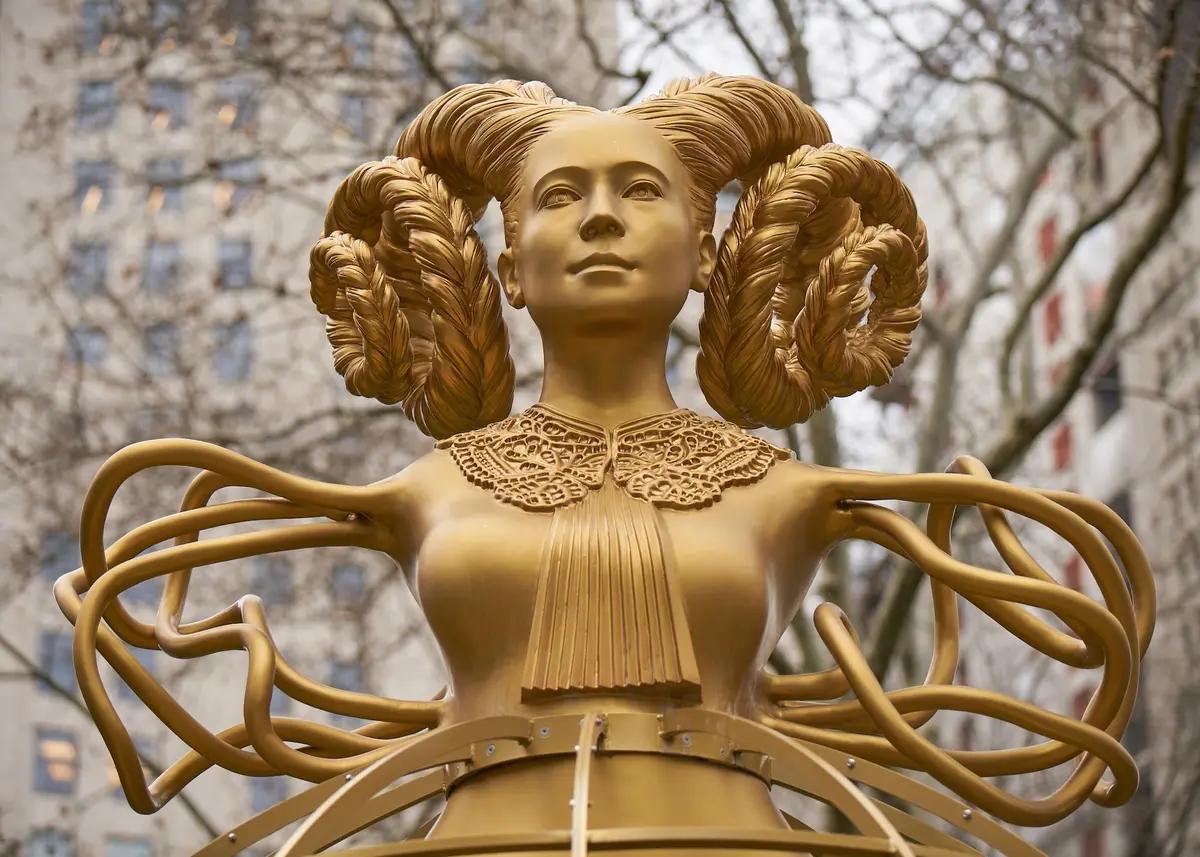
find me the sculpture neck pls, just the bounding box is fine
[537,325,678,429]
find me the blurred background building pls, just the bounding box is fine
[0,1,1196,856]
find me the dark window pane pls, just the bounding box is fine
[328,659,363,692]
[216,0,257,50]
[41,531,79,581]
[330,562,365,606]
[147,158,184,212]
[68,326,108,366]
[1093,359,1122,428]
[251,554,292,604]
[28,829,75,857]
[148,80,187,130]
[143,322,179,377]
[215,157,259,211]
[78,81,116,130]
[34,727,79,794]
[214,319,253,381]
[79,2,115,55]
[143,241,181,293]
[339,93,369,139]
[216,77,258,130]
[38,631,75,693]
[69,242,108,296]
[249,775,288,813]
[342,21,372,69]
[218,240,253,288]
[75,160,114,212]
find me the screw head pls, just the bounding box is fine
[539,726,551,738]
[846,757,857,770]
[226,832,237,843]
[486,743,496,755]
[962,808,973,821]
[345,773,353,781]
[681,734,692,746]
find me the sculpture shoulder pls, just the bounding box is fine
[366,447,471,558]
[752,457,861,545]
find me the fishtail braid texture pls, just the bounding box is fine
[697,144,928,427]
[310,75,927,437]
[311,156,513,438]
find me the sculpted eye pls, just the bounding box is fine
[539,187,579,209]
[624,181,662,200]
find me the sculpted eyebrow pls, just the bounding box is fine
[531,166,588,201]
[531,161,673,202]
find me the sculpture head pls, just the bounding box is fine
[499,112,716,337]
[309,75,927,439]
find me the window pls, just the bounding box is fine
[152,0,185,31]
[270,689,291,717]
[117,648,157,701]
[338,93,369,139]
[39,631,75,693]
[69,325,108,366]
[80,2,115,55]
[1042,292,1063,347]
[213,319,253,381]
[218,239,253,288]
[216,77,258,130]
[28,829,75,857]
[251,554,293,605]
[342,21,372,69]
[331,562,365,606]
[146,158,184,212]
[148,80,187,130]
[69,242,108,296]
[249,775,288,813]
[1093,359,1121,428]
[41,530,79,581]
[1108,490,1134,529]
[75,160,114,213]
[78,81,116,130]
[328,659,363,692]
[106,838,152,857]
[34,727,79,794]
[1051,422,1072,471]
[216,0,257,49]
[143,241,181,293]
[1037,215,1058,265]
[214,157,259,212]
[328,659,364,727]
[143,322,180,377]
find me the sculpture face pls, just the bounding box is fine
[499,112,716,335]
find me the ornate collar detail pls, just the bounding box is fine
[436,403,791,512]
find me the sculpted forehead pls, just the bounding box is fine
[521,113,688,194]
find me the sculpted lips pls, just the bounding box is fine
[567,251,637,274]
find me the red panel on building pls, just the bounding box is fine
[1052,422,1073,471]
[1043,292,1063,346]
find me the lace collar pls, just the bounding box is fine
[436,403,791,512]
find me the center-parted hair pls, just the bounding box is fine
[309,75,928,439]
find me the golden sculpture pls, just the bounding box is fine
[54,76,1154,857]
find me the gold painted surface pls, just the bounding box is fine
[54,75,1154,857]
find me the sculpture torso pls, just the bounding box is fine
[377,404,846,726]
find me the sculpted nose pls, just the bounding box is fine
[579,193,625,241]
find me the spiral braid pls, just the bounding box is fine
[698,144,928,427]
[310,157,514,438]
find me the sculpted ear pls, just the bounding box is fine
[497,247,526,309]
[692,231,717,293]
